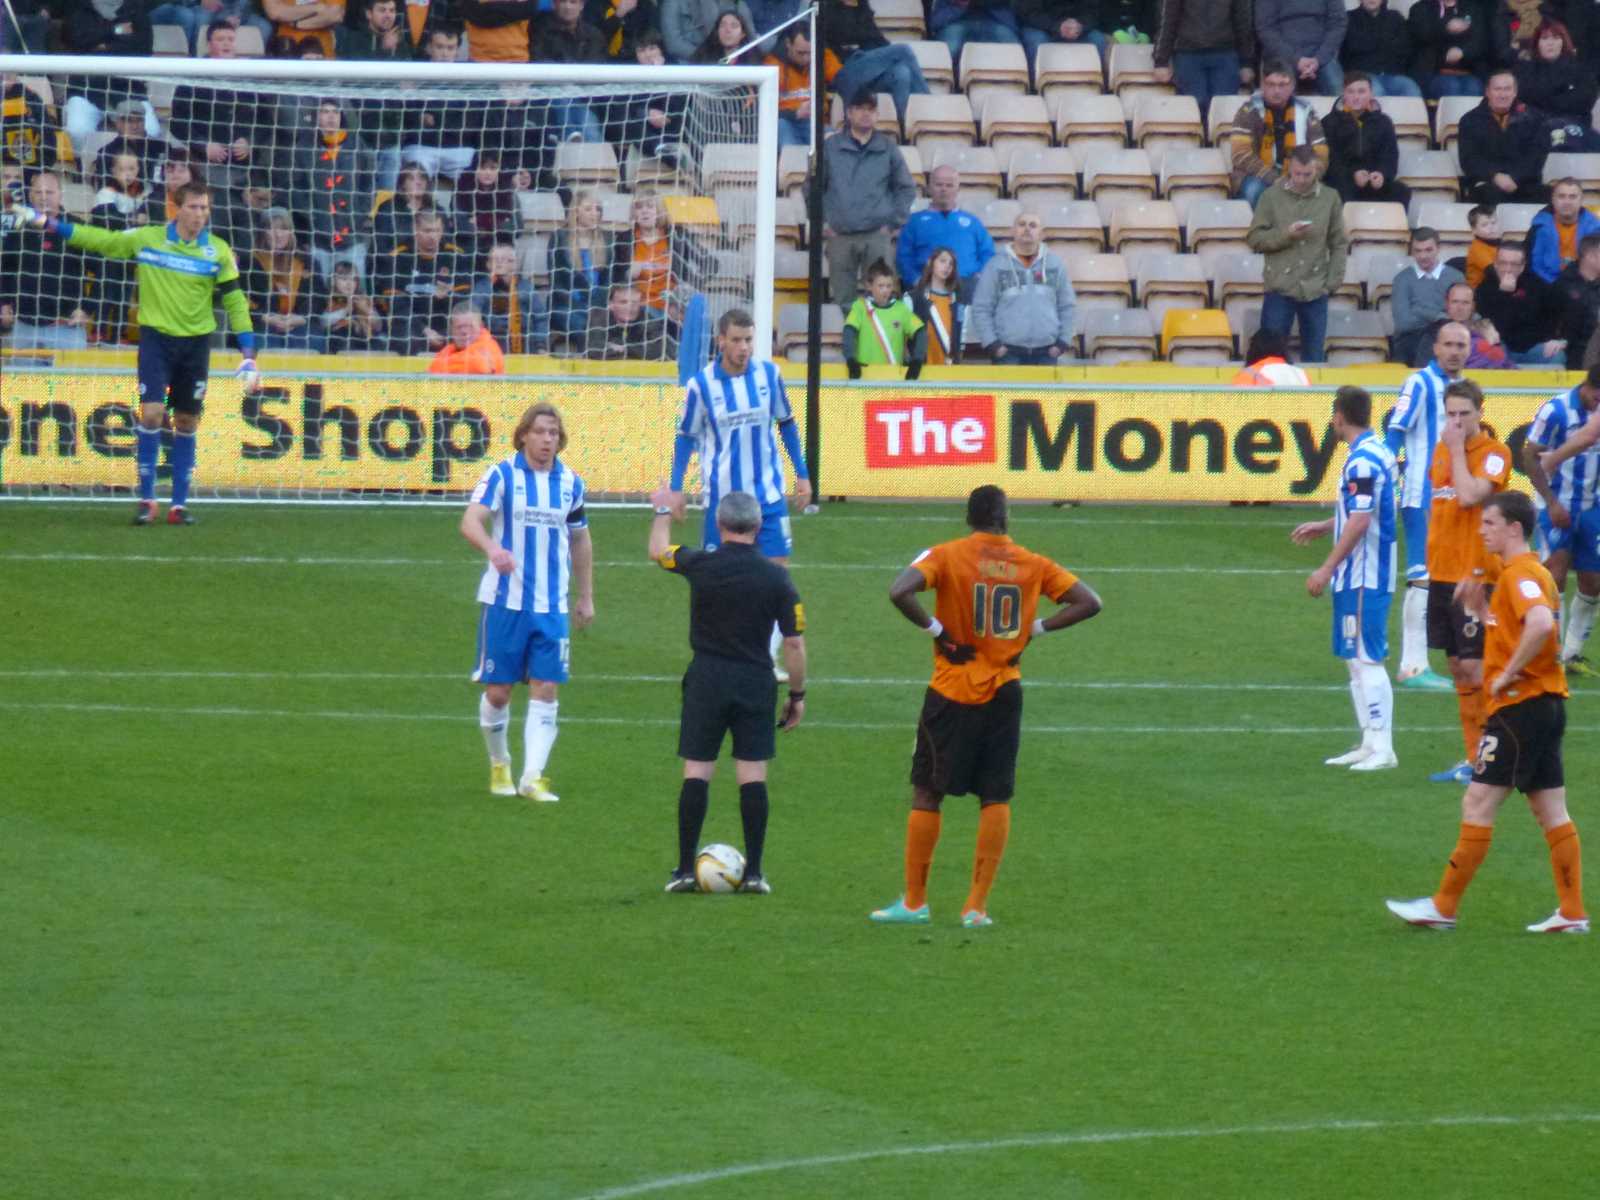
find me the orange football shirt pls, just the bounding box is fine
[1483,551,1568,715]
[912,532,1078,705]
[1426,432,1512,583]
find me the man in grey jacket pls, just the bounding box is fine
[970,211,1077,365]
[1390,226,1464,366]
[1256,0,1346,95]
[822,91,917,306]
[1245,145,1347,363]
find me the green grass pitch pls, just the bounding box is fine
[2,500,1596,1199]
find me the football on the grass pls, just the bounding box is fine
[695,843,745,893]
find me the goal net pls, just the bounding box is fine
[0,52,777,502]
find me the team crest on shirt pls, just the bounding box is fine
[203,243,218,260]
[957,215,972,227]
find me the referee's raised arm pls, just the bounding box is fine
[648,483,677,562]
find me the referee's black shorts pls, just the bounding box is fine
[1472,692,1565,794]
[678,656,778,762]
[910,680,1023,801]
[137,328,212,415]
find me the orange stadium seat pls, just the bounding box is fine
[1136,252,1211,328]
[1081,308,1159,362]
[1034,42,1104,100]
[908,41,955,93]
[905,93,977,152]
[1160,308,1234,363]
[1006,146,1079,205]
[1069,253,1134,308]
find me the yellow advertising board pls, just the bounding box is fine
[0,370,1553,501]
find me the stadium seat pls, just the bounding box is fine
[1343,201,1411,252]
[1323,309,1390,365]
[774,195,805,252]
[662,194,720,233]
[959,41,1031,106]
[627,145,688,192]
[778,145,809,198]
[1034,42,1104,101]
[1495,203,1542,240]
[1384,96,1431,155]
[1068,253,1133,309]
[979,197,1023,243]
[874,0,927,41]
[928,144,1004,204]
[899,143,927,192]
[1132,94,1204,162]
[1108,198,1181,270]
[518,190,565,233]
[1206,94,1246,146]
[1054,93,1128,154]
[700,143,757,191]
[776,303,844,360]
[59,181,93,219]
[1041,199,1106,257]
[559,141,622,189]
[1159,147,1230,217]
[1107,42,1173,118]
[829,92,901,142]
[1210,252,1265,330]
[1544,153,1600,205]
[1415,201,1474,255]
[978,94,1052,155]
[907,40,955,93]
[1136,252,1211,329]
[1184,197,1253,263]
[76,131,117,184]
[1160,308,1234,363]
[1330,256,1366,311]
[1398,150,1460,207]
[515,233,550,285]
[1006,146,1079,205]
[1082,147,1156,206]
[1081,308,1159,362]
[152,24,189,56]
[1362,248,1410,313]
[1435,96,1477,152]
[599,192,634,232]
[1303,95,1336,124]
[905,94,978,152]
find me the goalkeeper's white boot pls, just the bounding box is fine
[518,775,559,803]
[489,761,516,797]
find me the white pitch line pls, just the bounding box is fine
[0,551,1301,576]
[0,668,1356,694]
[0,700,1510,737]
[564,1112,1600,1200]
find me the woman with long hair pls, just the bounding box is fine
[245,208,315,351]
[907,246,964,365]
[549,188,617,344]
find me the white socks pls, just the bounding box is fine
[1399,584,1429,675]
[523,699,559,782]
[1356,659,1394,755]
[1346,662,1371,749]
[1563,590,1599,661]
[480,694,510,764]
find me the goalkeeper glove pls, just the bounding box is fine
[235,358,261,392]
[4,203,46,232]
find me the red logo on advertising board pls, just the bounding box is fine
[865,396,997,468]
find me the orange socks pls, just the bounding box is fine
[1545,822,1586,920]
[963,803,1011,916]
[904,809,941,910]
[1456,685,1484,765]
[1433,822,1494,918]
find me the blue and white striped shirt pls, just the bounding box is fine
[677,358,795,510]
[1527,387,1600,516]
[470,456,587,614]
[1387,360,1452,509]
[1334,431,1399,594]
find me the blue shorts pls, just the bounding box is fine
[703,501,793,558]
[1332,586,1391,662]
[471,604,570,685]
[137,327,211,415]
[1401,506,1429,581]
[1538,505,1600,572]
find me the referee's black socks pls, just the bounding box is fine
[676,779,711,874]
[739,782,769,877]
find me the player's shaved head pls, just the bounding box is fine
[717,490,761,535]
[966,485,1007,533]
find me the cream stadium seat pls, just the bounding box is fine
[1210,252,1265,330]
[1384,96,1431,155]
[928,144,1004,204]
[1006,146,1079,206]
[778,145,809,198]
[874,0,927,41]
[1160,308,1234,363]
[980,197,1023,246]
[1054,93,1128,154]
[1544,153,1600,206]
[1495,202,1542,240]
[1068,253,1134,309]
[1159,146,1230,217]
[776,303,844,360]
[1034,42,1104,100]
[559,141,622,189]
[1206,94,1247,146]
[1136,252,1211,329]
[1362,248,1410,314]
[152,24,189,55]
[905,93,978,152]
[1081,146,1157,219]
[699,144,755,192]
[519,191,565,233]
[1108,198,1181,271]
[1330,255,1366,312]
[1081,308,1159,362]
[515,234,551,285]
[1398,150,1460,208]
[1041,199,1106,258]
[959,41,1031,106]
[1415,201,1474,256]
[599,192,633,232]
[899,143,927,192]
[1434,96,1477,153]
[1107,42,1173,118]
[1323,309,1390,365]
[1343,201,1411,252]
[978,94,1053,155]
[1184,197,1253,264]
[773,195,805,252]
[1133,94,1204,161]
[908,40,955,93]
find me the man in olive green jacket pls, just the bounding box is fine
[1245,144,1347,364]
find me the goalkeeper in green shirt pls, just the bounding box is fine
[9,181,260,524]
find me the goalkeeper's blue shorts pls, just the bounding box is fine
[137,328,211,415]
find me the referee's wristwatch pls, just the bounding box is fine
[654,506,673,516]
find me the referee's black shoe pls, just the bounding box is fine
[132,500,158,526]
[664,869,698,894]
[167,506,197,526]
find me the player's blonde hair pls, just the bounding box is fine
[514,402,568,452]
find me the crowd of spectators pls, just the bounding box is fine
[3,0,1600,369]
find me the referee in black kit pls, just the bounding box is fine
[649,487,808,895]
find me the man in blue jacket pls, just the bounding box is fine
[896,165,995,299]
[1527,178,1600,285]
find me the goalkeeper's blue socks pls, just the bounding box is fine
[170,430,196,508]
[676,778,710,875]
[136,425,160,502]
[739,781,768,877]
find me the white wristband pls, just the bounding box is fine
[1032,618,1048,636]
[925,618,944,638]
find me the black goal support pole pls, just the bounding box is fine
[803,1,826,499]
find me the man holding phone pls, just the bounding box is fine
[1245,144,1347,364]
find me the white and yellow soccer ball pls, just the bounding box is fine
[694,843,745,893]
